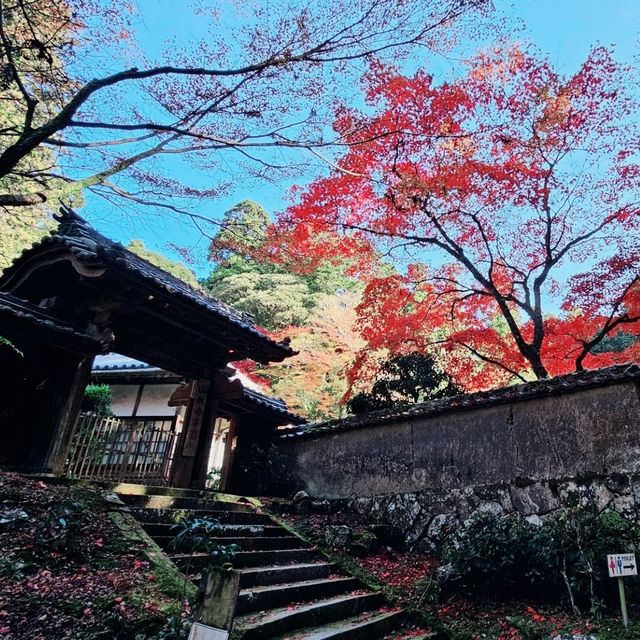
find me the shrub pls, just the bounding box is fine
[441,512,533,600]
[82,384,114,415]
[441,503,640,616]
[169,517,237,561]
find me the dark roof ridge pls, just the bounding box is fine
[0,291,107,350]
[53,207,256,324]
[282,363,640,440]
[1,207,294,360]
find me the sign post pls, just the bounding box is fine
[607,553,637,627]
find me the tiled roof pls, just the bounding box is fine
[281,363,640,440]
[1,207,294,361]
[92,355,304,423]
[241,387,305,424]
[92,353,162,372]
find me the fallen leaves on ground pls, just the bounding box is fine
[0,472,183,640]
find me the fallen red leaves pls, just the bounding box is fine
[0,472,180,640]
[275,508,604,639]
[354,549,437,597]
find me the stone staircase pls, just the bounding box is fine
[115,485,430,639]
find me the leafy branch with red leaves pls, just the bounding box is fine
[278,46,640,391]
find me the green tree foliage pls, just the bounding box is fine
[0,3,83,271]
[210,271,317,329]
[0,40,57,270]
[591,330,640,354]
[209,200,270,264]
[205,201,359,331]
[347,352,461,414]
[442,505,640,616]
[127,240,198,287]
[81,384,113,415]
[0,206,53,270]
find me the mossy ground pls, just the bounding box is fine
[0,472,192,640]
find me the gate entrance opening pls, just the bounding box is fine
[0,208,297,488]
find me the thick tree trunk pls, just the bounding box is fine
[526,349,549,379]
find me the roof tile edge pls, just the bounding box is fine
[282,363,640,440]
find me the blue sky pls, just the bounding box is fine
[84,0,640,277]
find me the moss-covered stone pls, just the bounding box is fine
[108,508,197,601]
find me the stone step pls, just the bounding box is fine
[118,487,407,640]
[236,576,361,615]
[152,535,301,551]
[272,609,405,639]
[238,562,335,588]
[24,476,250,505]
[234,592,386,639]
[170,548,316,572]
[117,493,254,511]
[113,483,252,502]
[142,521,289,538]
[129,508,270,525]
[232,548,318,568]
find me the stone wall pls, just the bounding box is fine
[277,381,640,498]
[338,473,640,547]
[271,375,640,545]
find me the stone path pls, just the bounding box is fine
[116,485,431,639]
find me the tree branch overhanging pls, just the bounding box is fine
[0,0,489,184]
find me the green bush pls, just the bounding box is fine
[441,503,640,616]
[169,517,237,560]
[82,384,113,415]
[441,512,534,599]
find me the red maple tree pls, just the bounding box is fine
[278,46,640,390]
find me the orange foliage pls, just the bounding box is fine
[256,293,365,420]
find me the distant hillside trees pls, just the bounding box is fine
[205,201,359,331]
[205,201,364,419]
[127,240,199,287]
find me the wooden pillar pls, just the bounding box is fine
[47,355,95,474]
[171,379,219,489]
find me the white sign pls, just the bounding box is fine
[608,554,637,577]
[188,623,229,640]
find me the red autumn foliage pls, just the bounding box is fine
[278,45,639,392]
